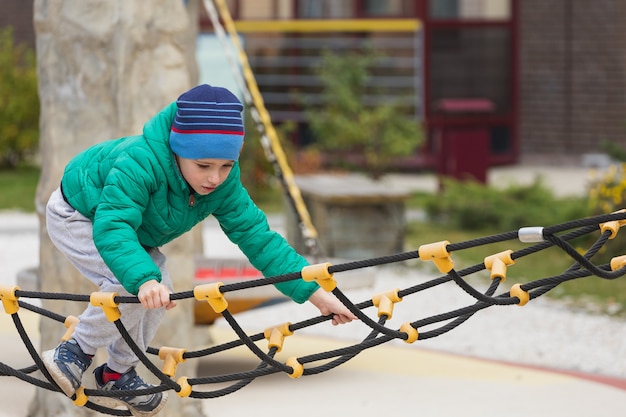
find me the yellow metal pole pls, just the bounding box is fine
[203,0,322,257]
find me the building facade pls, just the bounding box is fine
[5,0,626,168]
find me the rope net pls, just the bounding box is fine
[2,210,626,415]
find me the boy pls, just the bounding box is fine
[43,84,357,417]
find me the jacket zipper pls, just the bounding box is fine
[188,190,196,207]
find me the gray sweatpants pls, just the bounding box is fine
[46,187,172,373]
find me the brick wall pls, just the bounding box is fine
[1,0,35,48]
[520,0,626,156]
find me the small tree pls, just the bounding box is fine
[0,27,39,168]
[303,48,423,180]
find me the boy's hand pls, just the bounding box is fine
[307,288,358,326]
[138,280,177,310]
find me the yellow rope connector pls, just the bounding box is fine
[159,346,187,377]
[509,283,530,306]
[610,255,626,271]
[0,285,20,314]
[286,357,304,379]
[301,262,337,292]
[90,292,121,322]
[176,376,193,398]
[400,322,419,343]
[484,250,515,282]
[62,316,79,341]
[264,322,293,352]
[599,209,626,239]
[72,386,88,407]
[418,241,454,273]
[194,282,228,313]
[372,289,402,319]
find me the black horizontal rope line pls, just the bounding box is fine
[188,356,281,387]
[527,231,612,299]
[300,319,388,376]
[521,267,598,293]
[220,310,291,374]
[544,233,626,280]
[447,270,510,305]
[510,224,600,261]
[188,348,279,386]
[0,362,54,390]
[414,279,500,340]
[543,211,626,235]
[446,230,520,252]
[398,275,454,299]
[412,290,518,335]
[189,355,275,399]
[182,332,266,360]
[330,287,408,340]
[14,290,90,302]
[83,401,132,416]
[17,299,66,323]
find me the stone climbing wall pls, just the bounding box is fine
[33,1,207,416]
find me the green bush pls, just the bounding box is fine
[0,27,39,168]
[302,48,423,180]
[424,177,589,231]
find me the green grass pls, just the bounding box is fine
[0,166,39,212]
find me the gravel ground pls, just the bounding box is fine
[3,208,626,382]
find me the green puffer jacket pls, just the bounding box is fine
[60,101,318,302]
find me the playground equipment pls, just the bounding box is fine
[2,209,626,415]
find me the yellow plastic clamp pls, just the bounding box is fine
[509,284,529,306]
[484,250,515,282]
[90,292,121,322]
[176,376,193,398]
[599,209,626,239]
[372,289,402,319]
[418,241,454,273]
[286,357,304,379]
[301,262,337,292]
[159,346,187,377]
[72,386,88,407]
[400,322,419,344]
[62,316,80,341]
[194,282,228,313]
[610,255,626,271]
[264,322,293,352]
[0,285,20,315]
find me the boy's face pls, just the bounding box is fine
[176,157,234,195]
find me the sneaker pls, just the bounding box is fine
[41,339,93,397]
[93,364,168,417]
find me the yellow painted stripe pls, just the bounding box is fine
[234,19,422,33]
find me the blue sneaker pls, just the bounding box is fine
[93,364,168,417]
[41,339,92,397]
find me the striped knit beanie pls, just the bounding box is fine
[169,84,244,160]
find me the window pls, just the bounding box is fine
[298,0,353,18]
[430,0,511,20]
[429,27,510,114]
[363,0,415,16]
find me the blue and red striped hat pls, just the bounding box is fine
[169,84,244,160]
